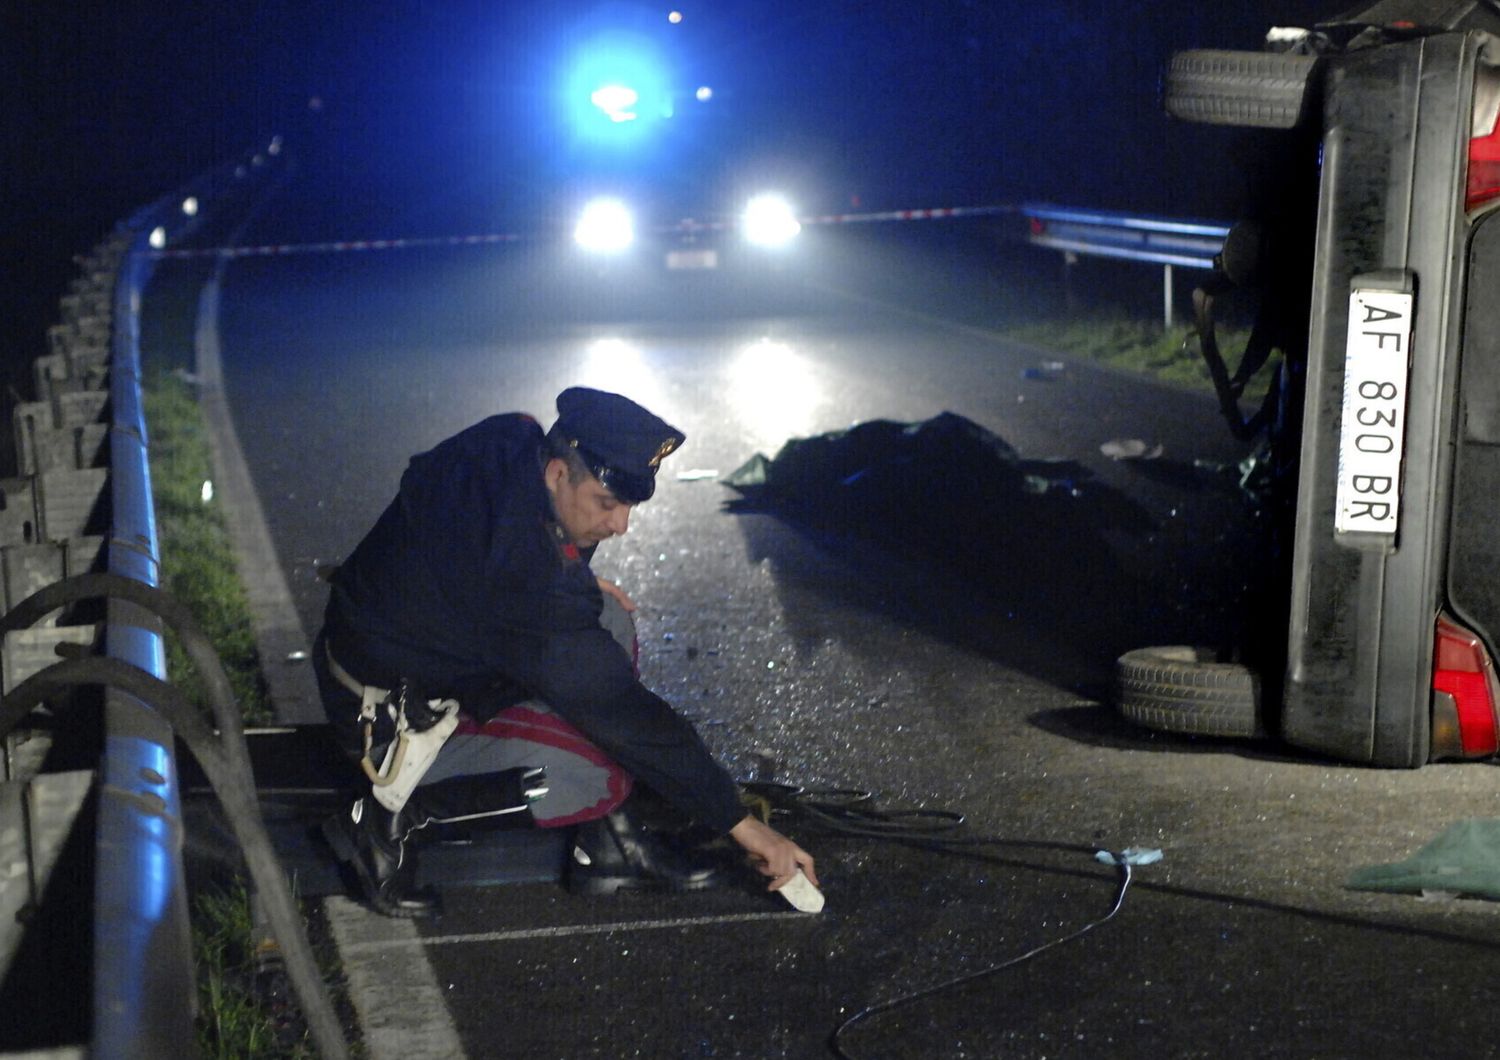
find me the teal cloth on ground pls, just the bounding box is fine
[1347,818,1500,899]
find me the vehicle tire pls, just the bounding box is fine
[1164,49,1320,129]
[1116,646,1263,738]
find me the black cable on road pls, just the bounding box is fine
[830,860,1133,1060]
[738,784,1142,1060]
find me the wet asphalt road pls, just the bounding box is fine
[198,231,1500,1059]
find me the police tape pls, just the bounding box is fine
[144,203,1017,260]
[803,204,1012,225]
[148,231,527,260]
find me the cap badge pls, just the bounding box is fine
[648,436,681,468]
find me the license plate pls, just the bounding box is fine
[1335,287,1414,537]
[666,248,718,270]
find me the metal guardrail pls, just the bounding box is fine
[94,151,295,1057]
[1021,202,1232,327]
[0,149,277,1056]
[92,199,195,1058]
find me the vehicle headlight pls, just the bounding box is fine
[574,198,635,253]
[742,194,801,248]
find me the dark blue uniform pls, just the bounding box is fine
[322,413,745,834]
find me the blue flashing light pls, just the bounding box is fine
[563,30,673,144]
[591,84,640,122]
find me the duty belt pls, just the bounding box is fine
[324,641,388,703]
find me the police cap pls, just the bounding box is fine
[553,387,685,503]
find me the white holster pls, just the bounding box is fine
[329,644,460,812]
[364,690,460,812]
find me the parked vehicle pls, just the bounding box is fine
[1120,1,1500,765]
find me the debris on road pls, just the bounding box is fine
[1348,818,1500,901]
[1100,438,1164,461]
[1020,360,1066,380]
[1095,847,1164,866]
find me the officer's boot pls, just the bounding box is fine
[322,795,440,918]
[567,795,730,895]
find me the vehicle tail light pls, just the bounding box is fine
[1467,128,1500,210]
[1467,72,1500,211]
[1430,613,1500,758]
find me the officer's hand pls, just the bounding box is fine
[597,576,637,612]
[729,814,819,890]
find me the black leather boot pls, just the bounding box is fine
[322,795,441,918]
[567,797,730,895]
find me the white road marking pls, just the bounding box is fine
[340,909,810,954]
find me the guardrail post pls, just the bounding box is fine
[1020,203,1229,334]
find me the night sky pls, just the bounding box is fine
[3,1,1335,382]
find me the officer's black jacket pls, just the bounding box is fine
[324,413,745,834]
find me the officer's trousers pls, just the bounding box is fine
[315,596,637,827]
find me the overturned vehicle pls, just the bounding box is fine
[1121,1,1500,765]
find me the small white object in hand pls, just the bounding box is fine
[778,869,825,913]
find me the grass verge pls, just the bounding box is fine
[1001,311,1278,401]
[143,367,354,1056]
[143,366,273,726]
[193,883,317,1059]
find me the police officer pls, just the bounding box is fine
[318,387,817,916]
